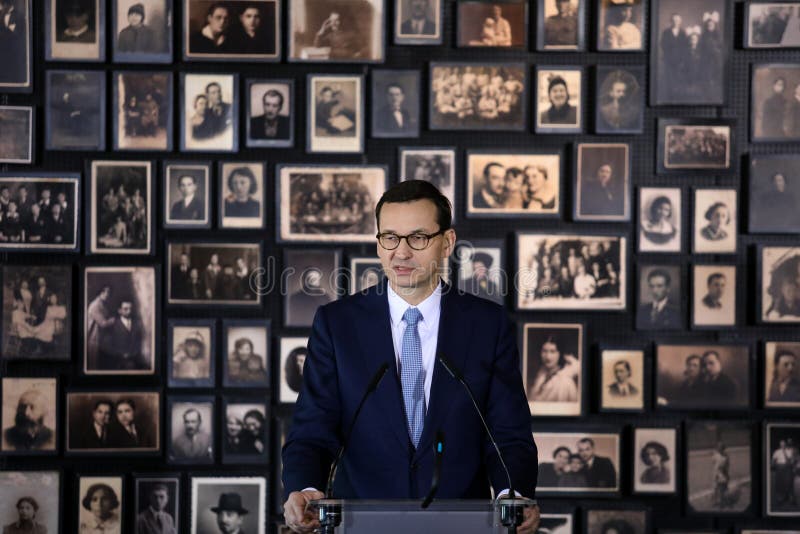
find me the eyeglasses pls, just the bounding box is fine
[376,230,446,251]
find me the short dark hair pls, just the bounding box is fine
[707,272,725,286]
[640,441,670,465]
[685,354,701,366]
[648,196,672,223]
[16,497,39,511]
[552,446,571,459]
[647,268,671,286]
[183,408,202,423]
[704,202,729,223]
[775,350,796,366]
[578,437,595,448]
[207,3,227,17]
[205,82,222,94]
[243,409,265,424]
[614,360,631,374]
[115,398,136,412]
[93,400,113,411]
[386,83,404,94]
[262,89,284,109]
[227,167,258,195]
[375,180,452,232]
[82,484,120,511]
[702,350,720,363]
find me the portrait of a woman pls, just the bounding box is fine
[639,441,671,484]
[641,195,677,245]
[79,483,121,534]
[528,335,579,402]
[700,202,730,241]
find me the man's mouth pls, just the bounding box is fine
[393,266,416,275]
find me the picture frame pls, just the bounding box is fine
[535,66,583,134]
[745,2,800,48]
[76,475,124,534]
[758,245,800,323]
[167,319,216,388]
[692,264,737,329]
[0,470,61,534]
[112,0,173,62]
[394,0,443,44]
[399,146,456,220]
[597,0,645,51]
[190,476,267,534]
[279,336,309,404]
[749,154,800,233]
[632,426,678,495]
[598,346,647,413]
[167,395,215,465]
[246,79,294,148]
[584,507,649,534]
[283,248,342,328]
[1,377,58,455]
[764,421,800,516]
[574,142,630,221]
[222,397,269,464]
[638,187,682,253]
[307,73,365,153]
[348,257,383,295]
[45,0,105,62]
[537,512,574,534]
[180,72,239,152]
[273,417,290,512]
[763,341,800,408]
[536,0,586,51]
[595,66,645,134]
[0,0,32,93]
[0,105,34,164]
[455,239,506,306]
[163,160,212,229]
[635,263,684,331]
[371,69,420,138]
[112,71,173,151]
[134,474,180,533]
[456,1,528,49]
[222,319,271,388]
[218,161,266,229]
[45,70,106,151]
[751,63,800,142]
[657,119,734,173]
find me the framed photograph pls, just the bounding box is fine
[307,74,364,153]
[599,348,646,413]
[537,513,574,534]
[45,0,105,61]
[516,233,626,311]
[752,63,800,142]
[279,336,309,404]
[0,106,33,164]
[246,79,294,148]
[686,420,752,514]
[167,319,216,387]
[745,2,800,48]
[77,475,123,533]
[371,69,420,138]
[167,242,263,306]
[522,322,584,417]
[190,476,266,534]
[1,378,58,454]
[184,0,280,61]
[395,0,442,44]
[0,471,60,534]
[764,342,800,407]
[466,150,561,217]
[759,245,800,323]
[535,428,620,495]
[399,147,456,214]
[66,391,160,453]
[657,119,734,173]
[45,70,106,151]
[88,160,153,255]
[749,155,800,233]
[82,266,157,376]
[167,396,214,464]
[112,0,172,63]
[574,143,630,221]
[633,427,678,494]
[597,0,645,50]
[113,71,173,151]
[656,344,750,410]
[535,66,583,133]
[283,249,341,327]
[276,164,386,243]
[163,161,211,229]
[349,257,383,294]
[650,0,728,106]
[536,0,585,51]
[273,418,289,512]
[223,398,269,464]
[1,264,72,361]
[636,264,683,331]
[222,319,270,388]
[456,1,527,48]
[692,264,736,328]
[456,239,505,305]
[765,422,800,516]
[218,162,265,229]
[0,0,31,92]
[638,187,681,253]
[288,0,384,62]
[595,66,645,134]
[429,62,527,131]
[585,509,648,534]
[181,73,239,152]
[134,476,180,533]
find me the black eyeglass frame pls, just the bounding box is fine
[375,229,448,250]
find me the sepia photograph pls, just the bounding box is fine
[765,422,800,516]
[1,378,57,454]
[223,399,269,463]
[0,0,31,92]
[77,475,123,534]
[222,319,270,388]
[658,119,733,172]
[45,70,106,151]
[167,396,214,464]
[1,264,71,361]
[167,319,216,387]
[349,257,383,294]
[692,188,737,254]
[638,187,681,253]
[597,0,645,50]
[67,391,160,453]
[456,240,505,305]
[219,162,265,229]
[163,161,211,229]
[651,0,728,105]
[308,74,364,153]
[535,66,582,133]
[0,471,60,534]
[535,430,620,494]
[371,69,420,138]
[574,143,630,221]
[113,71,173,151]
[585,509,647,534]
[289,0,384,62]
[595,66,645,134]
[749,155,800,233]
[89,160,153,255]
[167,242,262,305]
[83,266,156,375]
[429,63,527,131]
[280,336,309,403]
[112,0,172,62]
[536,0,585,51]
[0,106,33,164]
[517,233,626,311]
[283,249,341,327]
[184,0,280,61]
[456,1,527,48]
[746,2,800,48]
[656,344,750,410]
[600,348,645,412]
[399,147,456,220]
[760,245,800,323]
[190,476,266,534]
[764,341,800,407]
[247,79,294,148]
[394,0,441,44]
[752,63,800,142]
[181,73,238,152]
[633,427,677,494]
[277,165,386,243]
[636,264,683,331]
[45,0,105,61]
[692,265,736,328]
[686,420,752,514]
[135,476,180,534]
[466,151,561,217]
[522,322,583,417]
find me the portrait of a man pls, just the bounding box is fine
[372,71,420,137]
[185,1,278,59]
[576,143,629,220]
[608,360,637,397]
[170,404,213,462]
[135,481,177,534]
[166,166,208,226]
[541,0,579,49]
[596,67,643,133]
[636,266,682,330]
[107,398,154,448]
[308,75,363,153]
[600,349,644,411]
[458,249,503,305]
[400,0,436,36]
[290,0,383,62]
[766,343,800,406]
[693,266,736,327]
[1,379,56,452]
[191,477,265,534]
[248,85,291,142]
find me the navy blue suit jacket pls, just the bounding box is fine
[282,281,538,500]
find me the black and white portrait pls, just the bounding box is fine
[45,70,105,150]
[371,70,420,138]
[223,401,268,463]
[535,431,620,493]
[536,514,573,534]
[349,257,383,294]
[638,187,681,253]
[761,246,800,322]
[0,0,30,92]
[595,66,644,134]
[575,143,630,221]
[651,0,727,105]
[181,73,238,152]
[1,378,57,453]
[395,0,441,43]
[747,3,800,48]
[135,477,179,534]
[693,265,736,328]
[46,0,103,61]
[522,322,583,416]
[164,162,210,228]
[467,152,561,216]
[90,160,152,255]
[168,398,214,464]
[113,71,172,151]
[280,336,308,403]
[0,471,59,534]
[656,344,750,410]
[517,234,626,311]
[686,421,751,513]
[457,1,527,48]
[598,0,644,50]
[113,0,172,62]
[219,162,264,229]
[600,349,644,412]
[83,266,156,375]
[659,120,732,171]
[585,510,647,534]
[636,264,682,331]
[0,177,78,252]
[247,80,293,147]
[766,422,800,516]
[77,476,123,534]
[693,189,737,254]
[764,341,800,408]
[289,0,383,62]
[0,106,33,164]
[456,242,505,305]
[633,427,677,494]
[749,155,800,233]
[308,74,363,153]
[429,63,526,131]
[399,148,455,207]
[190,477,266,534]
[535,67,582,133]
[752,64,800,141]
[168,321,215,387]
[67,391,160,453]
[185,0,280,60]
[222,320,270,387]
[167,242,262,305]
[1,264,71,361]
[284,249,340,327]
[537,0,584,50]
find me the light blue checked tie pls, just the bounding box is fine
[400,307,425,448]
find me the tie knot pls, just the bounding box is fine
[403,307,422,326]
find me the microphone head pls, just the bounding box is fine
[367,362,390,392]
[437,353,461,380]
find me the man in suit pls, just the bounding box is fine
[136,483,176,534]
[211,493,249,534]
[170,175,205,222]
[77,399,112,449]
[636,268,681,329]
[171,253,192,300]
[2,389,55,451]
[472,162,506,209]
[607,360,637,397]
[98,300,146,370]
[249,89,291,141]
[374,83,416,135]
[401,0,435,35]
[701,350,738,400]
[171,408,212,461]
[577,437,617,488]
[282,180,539,533]
[768,349,800,403]
[701,272,725,309]
[108,398,153,448]
[659,13,689,100]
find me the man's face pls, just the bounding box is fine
[686,358,700,379]
[330,13,341,30]
[66,11,88,31]
[150,489,168,511]
[775,79,786,93]
[119,302,133,319]
[208,7,229,33]
[217,510,243,533]
[777,354,796,380]
[116,403,135,426]
[703,354,722,378]
[128,12,143,26]
[577,442,594,462]
[613,363,629,384]
[207,85,222,105]
[597,165,612,186]
[556,0,569,16]
[610,81,626,100]
[672,14,682,27]
[648,275,669,301]
[93,403,111,426]
[240,7,261,32]
[17,501,35,521]
[493,5,502,17]
[181,254,190,267]
[211,254,219,265]
[263,95,281,120]
[708,276,726,300]
[410,0,428,17]
[41,190,51,200]
[183,411,201,436]
[179,176,197,197]
[0,189,9,200]
[15,392,44,429]
[387,86,405,108]
[487,165,505,196]
[549,84,568,108]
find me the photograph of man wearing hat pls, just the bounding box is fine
[210,493,248,534]
[58,1,96,43]
[116,2,156,53]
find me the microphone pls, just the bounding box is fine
[325,362,390,498]
[420,430,444,509]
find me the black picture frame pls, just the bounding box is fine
[398,146,457,221]
[757,244,800,324]
[637,186,682,254]
[535,0,586,51]
[306,73,365,153]
[163,160,212,229]
[222,318,271,389]
[111,0,173,63]
[632,424,679,495]
[133,474,181,533]
[573,142,631,222]
[534,65,583,134]
[583,506,650,533]
[44,70,107,151]
[348,257,383,295]
[656,118,735,174]
[370,69,421,139]
[455,238,506,306]
[189,475,267,534]
[456,0,528,49]
[764,421,800,517]
[596,0,646,51]
[597,345,649,414]
[167,318,217,388]
[112,70,174,152]
[278,335,309,404]
[394,0,443,44]
[222,396,270,465]
[0,105,34,164]
[748,154,800,234]
[635,263,685,332]
[691,263,737,329]
[763,340,800,409]
[45,0,106,62]
[0,0,32,93]
[0,377,59,456]
[180,72,240,153]
[282,248,342,328]
[166,395,215,465]
[744,2,800,49]
[217,161,266,230]
[246,78,295,148]
[595,65,645,134]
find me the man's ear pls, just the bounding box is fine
[443,228,457,256]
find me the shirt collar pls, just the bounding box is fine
[387,281,442,329]
[64,24,89,37]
